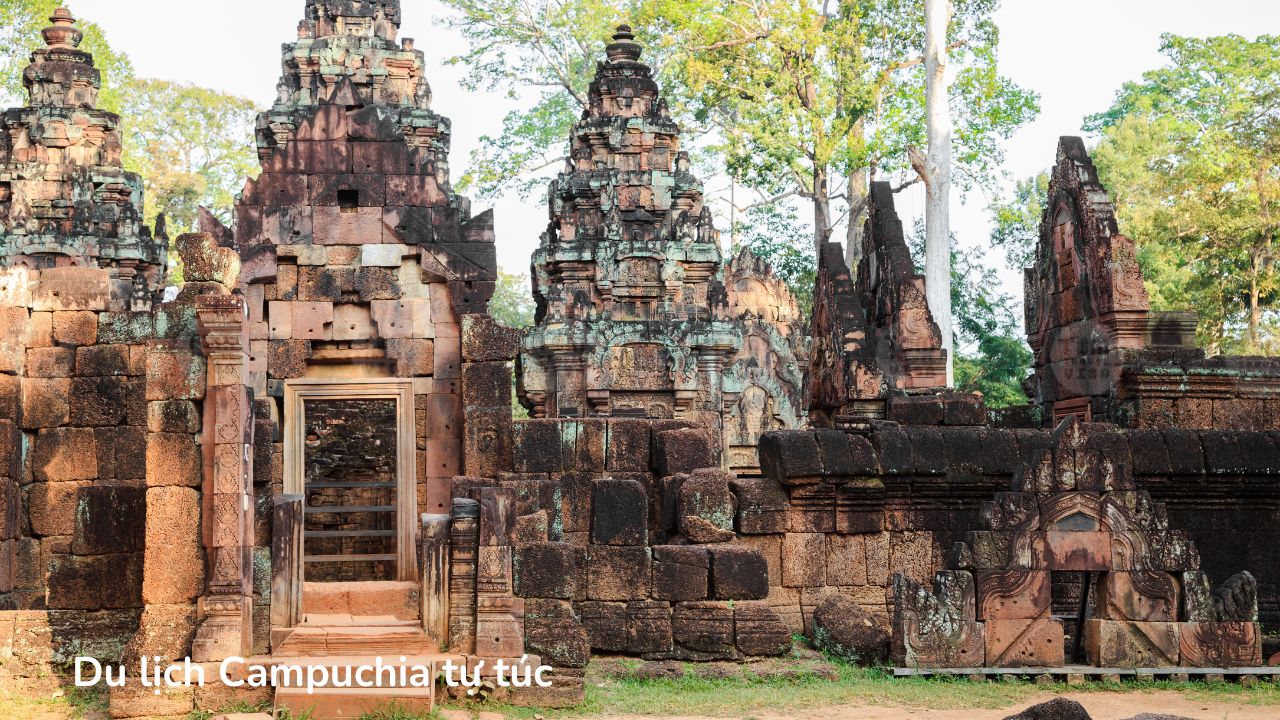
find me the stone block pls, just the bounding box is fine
[33,427,97,482]
[31,268,110,312]
[0,375,17,420]
[984,618,1064,667]
[75,344,130,377]
[1094,570,1177,622]
[145,346,206,401]
[146,433,201,487]
[976,570,1051,620]
[653,428,715,476]
[758,431,823,484]
[52,310,97,346]
[28,480,87,536]
[21,377,70,428]
[73,485,146,555]
[386,338,435,377]
[26,346,75,378]
[267,339,310,378]
[370,299,413,339]
[587,545,651,601]
[708,545,768,600]
[147,401,201,434]
[69,376,128,426]
[46,552,143,609]
[460,314,520,362]
[1178,621,1262,667]
[730,476,788,535]
[462,361,511,408]
[672,601,735,656]
[651,545,708,602]
[827,534,868,586]
[1084,619,1180,667]
[605,418,651,472]
[626,600,673,655]
[1035,531,1112,571]
[433,338,461,379]
[0,307,27,374]
[677,470,735,543]
[591,478,648,545]
[578,600,629,652]
[524,599,589,668]
[782,533,827,587]
[290,301,333,340]
[513,542,581,599]
[354,266,400,299]
[733,602,791,656]
[144,486,205,604]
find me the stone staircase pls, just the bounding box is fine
[264,581,456,719]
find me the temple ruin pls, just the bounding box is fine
[1,5,1279,719]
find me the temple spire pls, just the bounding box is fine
[23,7,101,108]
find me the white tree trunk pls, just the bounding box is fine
[924,0,954,386]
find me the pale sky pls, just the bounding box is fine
[56,0,1280,303]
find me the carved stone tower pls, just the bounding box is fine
[519,26,740,433]
[0,8,166,310]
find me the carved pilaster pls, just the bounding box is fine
[192,292,255,662]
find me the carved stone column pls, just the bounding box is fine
[192,292,255,661]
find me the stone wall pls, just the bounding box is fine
[0,265,208,681]
[759,422,1280,631]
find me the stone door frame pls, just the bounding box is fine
[283,378,419,582]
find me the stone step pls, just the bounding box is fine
[245,654,457,690]
[273,623,435,657]
[275,685,433,720]
[302,613,419,627]
[302,581,421,621]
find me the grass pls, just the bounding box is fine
[7,665,1280,720]
[449,663,1280,719]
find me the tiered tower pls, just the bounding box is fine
[0,8,165,309]
[519,26,740,430]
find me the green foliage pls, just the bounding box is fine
[120,78,260,234]
[438,0,637,198]
[909,222,1030,408]
[1085,33,1280,354]
[489,268,537,329]
[442,0,1039,251]
[987,171,1048,269]
[730,204,816,317]
[0,0,135,112]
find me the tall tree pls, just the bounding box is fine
[0,0,134,112]
[489,268,537,329]
[120,79,260,233]
[442,0,1038,261]
[1086,34,1280,354]
[916,0,954,385]
[987,171,1048,269]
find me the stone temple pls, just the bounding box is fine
[2,4,1279,718]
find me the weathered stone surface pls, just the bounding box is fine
[513,542,581,600]
[733,602,791,656]
[46,552,143,609]
[1001,698,1092,720]
[1094,571,1177,622]
[708,545,767,600]
[811,594,890,663]
[143,486,204,604]
[782,533,827,587]
[72,485,145,555]
[1084,620,1180,667]
[591,478,648,546]
[146,433,201,487]
[524,599,590,668]
[651,545,708,602]
[32,427,97,482]
[1178,621,1261,667]
[984,618,1065,667]
[672,601,735,657]
[892,571,983,667]
[677,469,735,543]
[653,429,716,477]
[587,545,651,601]
[976,570,1051,620]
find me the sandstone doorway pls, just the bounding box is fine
[283,380,418,583]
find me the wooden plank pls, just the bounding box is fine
[420,513,450,645]
[271,494,305,630]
